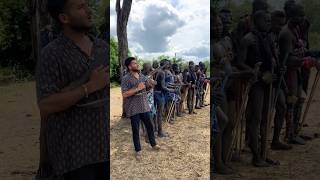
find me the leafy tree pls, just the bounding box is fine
[0,0,33,72]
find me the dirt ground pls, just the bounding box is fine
[110,87,210,180]
[0,82,39,180]
[214,70,320,180]
[0,80,319,180]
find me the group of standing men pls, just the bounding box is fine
[212,0,320,175]
[121,57,209,160]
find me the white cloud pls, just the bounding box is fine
[110,0,210,62]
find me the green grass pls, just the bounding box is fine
[110,81,120,88]
[0,66,34,84]
[0,67,15,84]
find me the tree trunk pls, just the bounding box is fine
[116,0,132,81]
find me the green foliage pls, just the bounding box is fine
[301,0,320,33]
[110,36,120,82]
[0,0,33,72]
[309,32,320,49]
[228,0,251,29]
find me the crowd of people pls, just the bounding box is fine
[121,57,210,160]
[212,0,320,175]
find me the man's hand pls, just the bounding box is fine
[279,66,287,74]
[137,82,146,91]
[87,66,108,94]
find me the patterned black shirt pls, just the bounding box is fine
[36,34,109,176]
[121,72,150,117]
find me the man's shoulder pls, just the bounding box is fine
[94,37,108,49]
[41,36,65,56]
[279,26,293,38]
[122,73,130,80]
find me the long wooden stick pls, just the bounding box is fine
[227,81,250,162]
[166,100,175,123]
[262,84,274,160]
[298,70,320,133]
[204,83,210,103]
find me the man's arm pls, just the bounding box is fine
[159,71,176,93]
[121,76,146,98]
[38,66,108,117]
[122,85,143,98]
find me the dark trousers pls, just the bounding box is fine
[246,82,270,159]
[63,162,109,180]
[130,112,157,152]
[187,87,195,112]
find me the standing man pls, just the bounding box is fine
[238,10,275,167]
[279,4,320,145]
[269,10,293,150]
[121,57,160,160]
[141,63,157,142]
[195,64,203,109]
[187,61,197,114]
[36,0,109,179]
[153,60,176,136]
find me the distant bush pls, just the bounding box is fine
[309,32,320,49]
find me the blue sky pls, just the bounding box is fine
[110,0,210,62]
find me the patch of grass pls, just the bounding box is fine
[0,67,15,84]
[111,81,120,88]
[0,66,34,85]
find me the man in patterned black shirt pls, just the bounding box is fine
[36,0,109,179]
[121,57,161,161]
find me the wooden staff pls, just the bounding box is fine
[227,62,262,162]
[166,100,175,123]
[204,83,210,103]
[298,70,320,133]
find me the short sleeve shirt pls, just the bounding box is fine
[36,34,109,176]
[121,73,150,117]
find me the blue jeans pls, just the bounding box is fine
[130,112,157,152]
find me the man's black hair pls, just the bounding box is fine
[125,57,136,69]
[219,8,231,14]
[271,10,286,19]
[172,63,179,70]
[253,10,268,26]
[47,0,69,24]
[284,0,296,17]
[252,0,269,14]
[189,61,194,66]
[286,3,305,19]
[160,59,169,67]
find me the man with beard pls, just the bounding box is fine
[121,57,160,160]
[153,60,176,136]
[238,10,275,167]
[269,10,293,150]
[278,4,320,145]
[36,0,109,179]
[187,61,198,114]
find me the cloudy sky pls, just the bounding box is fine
[110,0,210,62]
